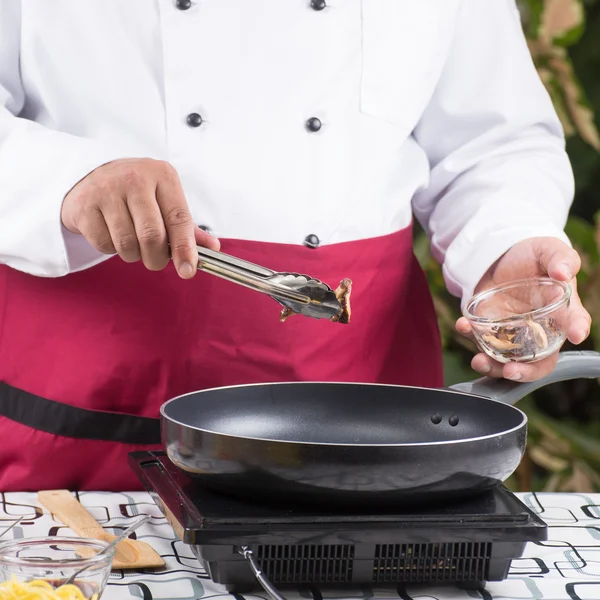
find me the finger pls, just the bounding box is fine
[459,321,503,377]
[471,353,505,377]
[154,165,197,279]
[101,197,141,263]
[501,351,558,382]
[537,239,581,282]
[458,318,501,376]
[127,184,170,271]
[566,279,591,344]
[568,309,591,345]
[77,206,117,255]
[195,226,220,251]
[456,317,472,337]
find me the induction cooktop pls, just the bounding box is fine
[129,450,547,592]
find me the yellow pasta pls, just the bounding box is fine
[0,578,98,600]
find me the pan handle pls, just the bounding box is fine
[448,350,600,405]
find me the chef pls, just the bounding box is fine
[0,0,591,492]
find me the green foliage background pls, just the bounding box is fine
[415,0,600,493]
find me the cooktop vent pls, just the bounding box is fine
[256,544,354,584]
[373,542,492,584]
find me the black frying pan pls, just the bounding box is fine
[161,351,600,508]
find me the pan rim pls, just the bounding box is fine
[160,381,528,447]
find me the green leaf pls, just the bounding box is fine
[412,230,431,270]
[520,0,545,37]
[545,71,577,135]
[545,51,600,150]
[442,350,475,387]
[554,22,586,46]
[527,405,600,462]
[565,214,600,260]
[566,135,600,195]
[540,0,586,45]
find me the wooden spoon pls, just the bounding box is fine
[38,490,164,569]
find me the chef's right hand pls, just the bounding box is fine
[61,158,220,279]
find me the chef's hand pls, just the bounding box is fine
[455,237,591,382]
[61,158,220,279]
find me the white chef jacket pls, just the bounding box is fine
[0,0,573,303]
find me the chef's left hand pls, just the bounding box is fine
[455,237,591,382]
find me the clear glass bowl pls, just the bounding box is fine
[0,537,114,599]
[463,277,571,363]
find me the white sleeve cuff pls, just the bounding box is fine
[0,123,130,276]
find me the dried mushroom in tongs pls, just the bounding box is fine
[196,247,352,324]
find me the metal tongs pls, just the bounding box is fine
[196,246,346,322]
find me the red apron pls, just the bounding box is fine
[0,226,442,492]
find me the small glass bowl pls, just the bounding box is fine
[0,537,114,599]
[463,277,571,364]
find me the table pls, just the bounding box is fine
[1,491,599,600]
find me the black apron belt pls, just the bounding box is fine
[0,382,161,445]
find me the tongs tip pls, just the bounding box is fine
[196,246,352,325]
[279,277,352,324]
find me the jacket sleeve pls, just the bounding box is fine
[411,0,574,306]
[0,1,124,277]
